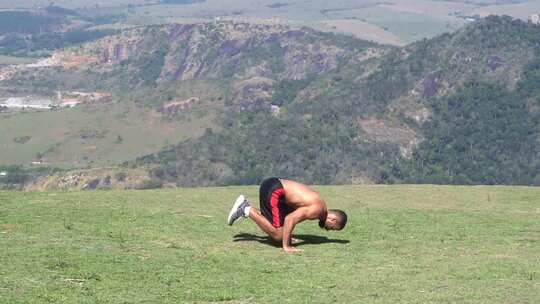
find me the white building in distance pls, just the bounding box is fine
[2,97,53,109]
[270,104,280,116]
[531,14,540,24]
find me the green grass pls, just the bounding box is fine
[1,185,539,303]
[1,0,533,46]
[329,6,464,43]
[0,99,217,168]
[127,0,463,44]
[0,79,223,168]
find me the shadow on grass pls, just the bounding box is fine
[233,233,350,248]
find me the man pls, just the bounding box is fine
[227,177,347,253]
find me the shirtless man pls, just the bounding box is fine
[227,177,347,253]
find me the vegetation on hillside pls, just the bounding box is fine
[136,16,540,186]
[0,165,59,190]
[0,9,120,57]
[402,77,540,185]
[0,29,118,57]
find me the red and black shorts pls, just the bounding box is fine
[259,177,291,228]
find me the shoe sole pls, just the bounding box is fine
[227,194,245,225]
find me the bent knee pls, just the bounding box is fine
[270,234,282,242]
[270,228,283,241]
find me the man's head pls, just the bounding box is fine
[322,209,347,230]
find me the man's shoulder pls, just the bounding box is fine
[302,202,326,219]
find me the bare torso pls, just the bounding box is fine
[280,179,327,220]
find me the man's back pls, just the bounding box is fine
[280,179,326,213]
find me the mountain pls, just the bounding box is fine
[3,21,379,98]
[1,16,539,189]
[135,16,540,186]
[0,21,382,188]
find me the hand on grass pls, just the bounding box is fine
[283,246,303,253]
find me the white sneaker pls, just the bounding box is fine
[227,195,250,225]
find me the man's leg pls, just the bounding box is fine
[248,207,283,241]
[227,194,284,242]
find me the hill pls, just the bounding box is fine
[0,22,379,174]
[1,185,539,302]
[135,16,540,186]
[1,16,539,189]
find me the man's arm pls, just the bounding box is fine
[282,208,308,252]
[282,205,322,253]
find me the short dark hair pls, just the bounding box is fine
[330,209,347,230]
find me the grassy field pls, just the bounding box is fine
[318,19,406,46]
[1,185,539,303]
[0,94,219,168]
[0,104,213,168]
[324,5,464,44]
[471,1,540,19]
[1,0,538,45]
[127,0,464,44]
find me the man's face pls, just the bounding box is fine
[324,213,340,230]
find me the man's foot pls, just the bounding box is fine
[227,195,250,225]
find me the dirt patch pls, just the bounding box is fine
[0,65,20,81]
[61,54,99,69]
[29,52,99,69]
[322,19,405,46]
[0,224,21,230]
[158,97,200,115]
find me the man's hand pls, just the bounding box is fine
[282,208,308,252]
[283,246,303,253]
